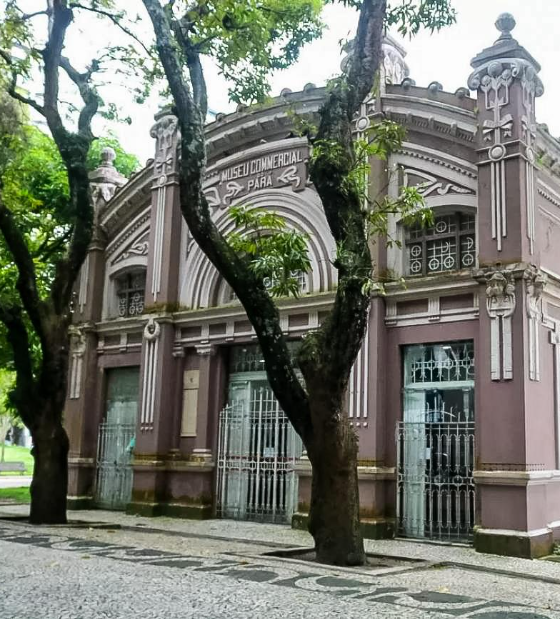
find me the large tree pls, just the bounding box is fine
[0,0,139,523]
[140,0,454,565]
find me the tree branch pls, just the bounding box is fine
[304,0,386,395]
[170,16,208,117]
[22,10,50,21]
[142,0,312,440]
[0,189,46,344]
[0,304,36,428]
[0,49,46,115]
[69,2,154,57]
[37,3,98,314]
[42,0,73,136]
[59,56,99,139]
[345,0,387,113]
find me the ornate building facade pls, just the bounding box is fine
[66,16,560,558]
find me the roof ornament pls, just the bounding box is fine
[495,13,516,42]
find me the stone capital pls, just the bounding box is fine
[195,344,216,357]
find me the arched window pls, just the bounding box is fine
[115,270,146,317]
[405,212,475,277]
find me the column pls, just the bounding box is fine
[66,148,127,507]
[129,109,186,515]
[469,14,554,557]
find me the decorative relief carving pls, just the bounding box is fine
[403,168,474,197]
[468,61,518,252]
[68,326,86,400]
[202,146,308,210]
[105,213,150,258]
[398,149,477,179]
[112,233,149,265]
[150,112,179,182]
[78,254,89,313]
[149,112,180,301]
[521,67,540,256]
[468,14,544,255]
[484,270,516,381]
[524,266,546,381]
[143,317,161,342]
[141,317,161,432]
[382,36,409,86]
[549,323,560,468]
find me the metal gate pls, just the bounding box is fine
[216,382,302,523]
[396,417,475,542]
[95,421,135,509]
[95,367,139,509]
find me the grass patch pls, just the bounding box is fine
[0,445,33,475]
[0,487,30,503]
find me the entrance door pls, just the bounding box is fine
[216,374,302,523]
[95,367,139,509]
[397,342,475,541]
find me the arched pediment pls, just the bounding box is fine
[179,188,336,309]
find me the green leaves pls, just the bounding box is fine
[87,134,140,178]
[367,120,407,161]
[386,0,457,36]
[169,0,324,104]
[0,123,137,302]
[227,205,311,298]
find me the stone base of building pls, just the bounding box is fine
[67,495,95,510]
[473,527,554,559]
[126,500,213,519]
[68,457,96,503]
[292,512,395,540]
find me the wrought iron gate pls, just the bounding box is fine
[397,417,475,541]
[95,367,139,510]
[95,421,135,509]
[216,382,302,523]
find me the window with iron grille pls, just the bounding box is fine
[116,271,146,318]
[405,213,475,276]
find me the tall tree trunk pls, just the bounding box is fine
[306,390,365,565]
[29,412,69,524]
[29,329,70,525]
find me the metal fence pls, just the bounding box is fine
[396,420,475,542]
[95,422,135,510]
[216,387,302,524]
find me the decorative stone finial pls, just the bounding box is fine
[101,147,116,167]
[495,13,516,41]
[428,81,443,94]
[89,146,127,209]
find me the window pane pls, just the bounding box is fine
[115,271,146,318]
[427,238,457,273]
[460,213,475,232]
[460,235,476,268]
[429,215,456,236]
[404,342,475,386]
[405,213,476,276]
[407,243,423,275]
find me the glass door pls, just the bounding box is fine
[398,342,475,541]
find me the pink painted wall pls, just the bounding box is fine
[358,297,387,460]
[476,280,527,467]
[536,169,560,278]
[479,485,528,530]
[524,323,556,470]
[546,480,560,528]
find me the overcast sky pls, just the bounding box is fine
[89,0,560,163]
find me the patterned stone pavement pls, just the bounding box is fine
[0,518,558,619]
